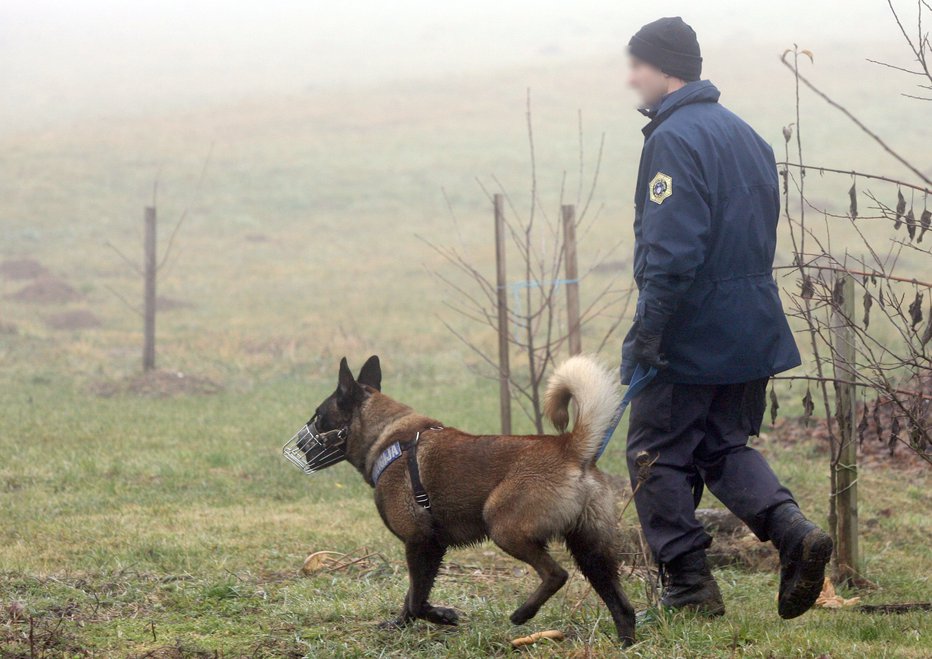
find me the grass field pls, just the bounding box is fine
[1,40,930,657]
[1,376,929,657]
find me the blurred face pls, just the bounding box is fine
[627,56,675,108]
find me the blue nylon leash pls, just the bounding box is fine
[594,363,658,461]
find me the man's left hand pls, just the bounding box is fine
[630,329,669,370]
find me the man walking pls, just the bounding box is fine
[621,17,833,619]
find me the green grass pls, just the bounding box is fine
[1,45,930,657]
[1,375,929,657]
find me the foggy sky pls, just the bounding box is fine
[0,0,908,132]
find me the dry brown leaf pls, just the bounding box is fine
[908,291,924,329]
[802,388,815,421]
[815,577,861,609]
[895,189,906,229]
[770,386,780,425]
[919,208,931,242]
[302,550,344,575]
[511,630,565,648]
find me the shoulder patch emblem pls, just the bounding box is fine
[648,172,673,205]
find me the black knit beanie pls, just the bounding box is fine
[629,17,702,82]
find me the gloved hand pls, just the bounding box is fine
[630,328,669,370]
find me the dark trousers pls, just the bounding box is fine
[625,378,795,564]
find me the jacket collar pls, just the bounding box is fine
[639,80,721,137]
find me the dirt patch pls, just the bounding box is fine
[698,508,779,570]
[765,373,931,474]
[0,257,47,280]
[44,310,102,331]
[92,370,222,398]
[9,275,82,304]
[613,506,778,572]
[607,474,778,572]
[156,296,194,312]
[768,403,931,475]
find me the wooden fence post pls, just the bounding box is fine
[143,206,157,372]
[832,272,859,583]
[494,194,512,434]
[561,204,582,356]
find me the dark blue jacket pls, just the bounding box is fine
[621,80,801,385]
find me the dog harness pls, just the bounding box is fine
[371,426,443,509]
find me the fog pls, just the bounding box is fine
[1,0,900,133]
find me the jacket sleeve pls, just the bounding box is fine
[636,131,712,336]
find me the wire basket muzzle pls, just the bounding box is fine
[282,421,348,474]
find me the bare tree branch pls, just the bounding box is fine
[104,240,143,276]
[780,51,931,185]
[158,143,214,272]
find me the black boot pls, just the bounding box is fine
[766,502,833,619]
[659,549,725,617]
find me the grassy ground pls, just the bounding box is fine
[1,43,930,657]
[1,373,929,657]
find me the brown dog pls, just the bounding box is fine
[299,354,636,645]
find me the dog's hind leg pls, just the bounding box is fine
[383,538,458,628]
[489,533,568,625]
[565,522,636,646]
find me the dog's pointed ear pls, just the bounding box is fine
[357,355,381,391]
[337,357,358,399]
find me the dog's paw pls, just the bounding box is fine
[509,606,536,626]
[422,605,459,626]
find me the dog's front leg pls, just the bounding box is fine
[382,538,458,627]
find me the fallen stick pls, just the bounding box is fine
[511,630,565,648]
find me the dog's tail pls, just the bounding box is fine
[543,355,621,464]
